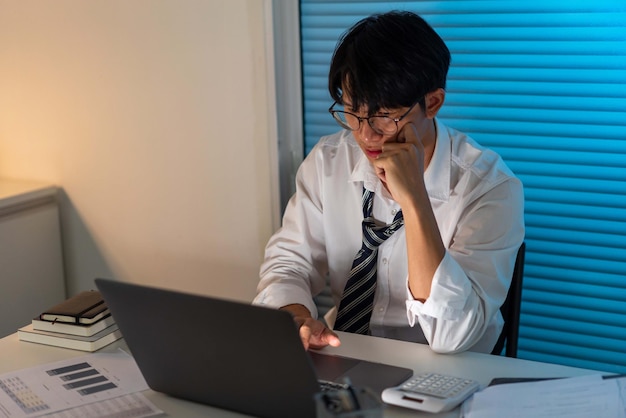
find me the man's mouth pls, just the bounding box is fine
[365,149,382,159]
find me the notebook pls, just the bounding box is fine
[95,278,413,418]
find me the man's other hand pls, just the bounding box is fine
[280,304,341,350]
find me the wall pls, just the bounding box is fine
[0,0,279,302]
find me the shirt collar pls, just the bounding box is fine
[351,150,387,197]
[349,118,451,202]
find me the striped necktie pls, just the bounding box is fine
[334,188,404,334]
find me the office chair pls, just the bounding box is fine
[491,242,526,358]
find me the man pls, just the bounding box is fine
[254,11,524,354]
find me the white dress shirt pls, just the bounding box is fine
[254,119,525,353]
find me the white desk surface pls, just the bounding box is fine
[0,330,600,417]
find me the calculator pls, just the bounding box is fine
[381,372,480,413]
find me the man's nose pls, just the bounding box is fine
[359,121,385,143]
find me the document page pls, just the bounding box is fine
[461,374,626,418]
[0,349,161,418]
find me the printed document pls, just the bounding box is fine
[461,374,626,418]
[0,349,161,417]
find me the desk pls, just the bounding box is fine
[0,331,600,417]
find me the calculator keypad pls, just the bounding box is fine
[400,373,477,399]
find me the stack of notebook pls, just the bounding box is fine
[17,290,122,352]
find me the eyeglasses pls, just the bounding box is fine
[328,100,420,135]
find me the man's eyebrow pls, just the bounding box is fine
[369,107,393,116]
[341,101,395,116]
[342,102,361,113]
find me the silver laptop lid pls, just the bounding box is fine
[95,278,320,418]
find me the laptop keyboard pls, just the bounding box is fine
[318,379,350,392]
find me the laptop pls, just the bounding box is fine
[95,278,413,418]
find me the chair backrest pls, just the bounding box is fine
[491,242,526,357]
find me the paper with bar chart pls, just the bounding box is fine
[0,349,161,417]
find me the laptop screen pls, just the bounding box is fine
[95,278,411,418]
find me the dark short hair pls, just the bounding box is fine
[328,11,451,114]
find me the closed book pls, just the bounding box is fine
[32,314,115,337]
[40,290,109,324]
[17,323,122,352]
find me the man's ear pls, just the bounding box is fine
[424,88,445,119]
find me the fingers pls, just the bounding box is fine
[379,121,422,163]
[298,321,312,350]
[396,121,420,145]
[297,318,341,350]
[381,121,424,165]
[308,328,342,350]
[322,328,341,347]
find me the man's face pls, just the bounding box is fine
[342,97,423,163]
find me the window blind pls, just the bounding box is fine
[301,0,626,373]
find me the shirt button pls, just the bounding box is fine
[382,258,388,264]
[391,209,397,216]
[378,307,385,312]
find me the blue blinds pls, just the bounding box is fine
[301,0,626,373]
